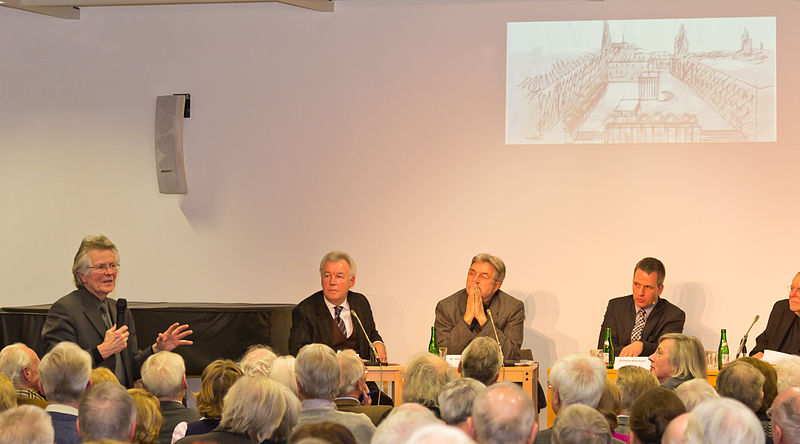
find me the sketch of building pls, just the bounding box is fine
[506,17,776,144]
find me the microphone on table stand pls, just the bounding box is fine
[486,308,506,379]
[352,309,383,406]
[736,315,760,358]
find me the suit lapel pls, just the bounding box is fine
[79,289,109,338]
[641,299,665,340]
[314,293,334,345]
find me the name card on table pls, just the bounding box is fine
[445,355,462,368]
[613,357,651,370]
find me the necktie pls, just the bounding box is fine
[631,308,646,342]
[99,303,112,329]
[334,306,347,337]
[99,302,127,384]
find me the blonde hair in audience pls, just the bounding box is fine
[0,374,16,413]
[596,379,622,431]
[91,367,121,386]
[127,389,162,444]
[616,365,658,412]
[659,333,707,381]
[194,359,243,419]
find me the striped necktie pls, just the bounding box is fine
[334,306,347,337]
[631,307,646,342]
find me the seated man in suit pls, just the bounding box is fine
[141,351,201,444]
[435,253,524,360]
[289,251,387,363]
[39,342,92,444]
[751,272,800,357]
[0,343,46,408]
[41,235,193,388]
[598,257,685,357]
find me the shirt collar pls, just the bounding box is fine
[46,404,79,415]
[301,399,336,410]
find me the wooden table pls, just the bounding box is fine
[366,365,404,403]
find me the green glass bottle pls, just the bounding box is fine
[718,329,729,370]
[603,327,614,369]
[428,326,439,355]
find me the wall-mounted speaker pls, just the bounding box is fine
[154,94,189,194]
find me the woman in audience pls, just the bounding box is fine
[0,374,16,413]
[615,366,659,435]
[90,367,121,386]
[629,387,686,444]
[270,356,299,397]
[128,388,163,444]
[648,333,706,390]
[596,379,628,443]
[288,422,357,444]
[172,359,243,442]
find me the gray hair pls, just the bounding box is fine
[238,345,278,377]
[269,382,300,443]
[141,351,186,399]
[39,341,91,403]
[472,381,535,444]
[770,388,800,444]
[438,378,485,426]
[337,349,365,396]
[461,337,503,386]
[295,344,340,400]
[616,365,659,411]
[685,398,764,444]
[674,378,719,411]
[471,254,506,285]
[776,356,800,394]
[0,343,35,386]
[72,235,119,288]
[659,334,707,381]
[319,251,357,279]
[78,382,137,442]
[220,376,285,443]
[372,407,439,444]
[406,423,476,444]
[549,354,607,409]
[0,405,55,444]
[402,352,455,408]
[270,355,298,397]
[716,360,765,413]
[552,404,612,444]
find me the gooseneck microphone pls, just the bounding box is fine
[736,315,760,358]
[116,298,127,328]
[486,309,500,345]
[351,310,381,365]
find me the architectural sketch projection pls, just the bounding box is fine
[506,17,776,145]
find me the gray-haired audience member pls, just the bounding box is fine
[39,341,92,444]
[274,383,302,443]
[372,404,439,444]
[402,352,455,416]
[0,342,46,407]
[776,356,800,394]
[771,387,800,444]
[406,423,476,444]
[460,337,503,386]
[270,355,299,396]
[140,351,200,444]
[471,381,537,444]
[0,405,55,444]
[684,397,764,444]
[716,360,765,414]
[238,344,278,377]
[176,376,287,444]
[661,413,690,444]
[438,378,485,435]
[78,382,137,442]
[334,349,391,425]
[552,404,612,444]
[293,343,376,444]
[673,378,718,411]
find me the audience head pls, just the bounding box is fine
[0,342,41,390]
[220,376,286,443]
[438,378,485,430]
[549,353,607,412]
[372,405,439,444]
[39,341,92,404]
[738,356,778,415]
[0,405,55,444]
[629,387,686,444]
[595,379,622,432]
[0,374,16,412]
[295,343,339,400]
[460,337,503,386]
[470,381,537,444]
[716,360,765,413]
[78,382,137,442]
[406,423,476,444]
[402,352,455,410]
[140,351,187,400]
[337,349,367,397]
[195,359,243,419]
[770,387,800,444]
[552,404,612,444]
[289,422,357,444]
[72,234,119,289]
[91,366,121,386]
[127,388,162,444]
[776,356,800,394]
[649,334,706,385]
[684,397,764,444]
[661,413,690,444]
[273,383,301,443]
[674,378,718,412]
[616,365,659,413]
[270,355,298,396]
[238,345,278,377]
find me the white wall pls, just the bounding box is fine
[1,0,799,397]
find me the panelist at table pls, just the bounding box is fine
[598,257,685,357]
[288,251,387,363]
[751,272,800,358]
[435,253,524,360]
[40,235,193,388]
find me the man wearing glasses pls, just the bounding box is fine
[751,272,800,358]
[41,235,192,388]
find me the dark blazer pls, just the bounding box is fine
[289,291,383,359]
[48,411,80,444]
[159,400,202,444]
[597,295,685,357]
[40,287,154,387]
[751,299,799,356]
[175,428,261,444]
[334,398,392,426]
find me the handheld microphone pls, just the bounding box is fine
[351,310,381,365]
[736,315,760,358]
[116,298,127,328]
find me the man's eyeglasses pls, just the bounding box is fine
[89,263,120,272]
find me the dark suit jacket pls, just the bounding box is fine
[598,295,685,357]
[40,287,154,387]
[48,410,80,444]
[751,299,800,356]
[434,289,524,360]
[175,428,263,444]
[289,291,383,359]
[159,400,202,444]
[335,398,392,426]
